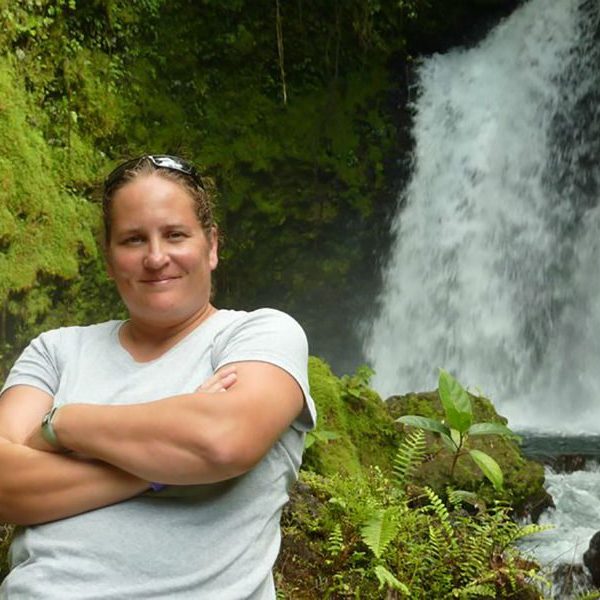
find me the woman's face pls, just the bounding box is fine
[106,173,218,327]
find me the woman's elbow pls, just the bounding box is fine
[194,432,265,482]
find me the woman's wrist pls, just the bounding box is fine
[40,406,69,452]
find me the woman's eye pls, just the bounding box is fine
[123,235,143,245]
[167,231,186,240]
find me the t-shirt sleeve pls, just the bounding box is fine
[1,330,61,397]
[211,308,316,431]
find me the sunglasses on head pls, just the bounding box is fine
[103,154,205,192]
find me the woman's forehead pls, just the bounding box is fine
[111,177,197,222]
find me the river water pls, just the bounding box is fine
[363,0,600,596]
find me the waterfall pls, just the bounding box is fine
[365,0,600,433]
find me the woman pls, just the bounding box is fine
[0,155,316,599]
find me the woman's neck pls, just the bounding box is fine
[120,304,218,361]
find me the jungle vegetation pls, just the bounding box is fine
[0,0,518,374]
[1,1,552,597]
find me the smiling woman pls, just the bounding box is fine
[107,173,218,339]
[0,155,316,599]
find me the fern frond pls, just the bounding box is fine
[428,524,444,563]
[509,522,554,542]
[458,521,493,584]
[360,507,399,559]
[423,487,453,541]
[327,523,344,557]
[393,429,426,487]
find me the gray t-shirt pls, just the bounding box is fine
[0,308,316,600]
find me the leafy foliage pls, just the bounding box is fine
[360,507,400,559]
[303,459,546,598]
[326,523,344,557]
[275,361,549,598]
[392,428,426,486]
[398,370,519,490]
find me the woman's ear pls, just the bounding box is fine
[209,226,219,271]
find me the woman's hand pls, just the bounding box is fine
[196,366,237,393]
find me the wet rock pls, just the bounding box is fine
[553,563,591,598]
[584,531,600,587]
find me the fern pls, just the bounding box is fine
[428,524,444,563]
[506,522,554,544]
[327,523,344,557]
[458,519,493,584]
[424,487,454,541]
[360,507,399,559]
[393,429,426,488]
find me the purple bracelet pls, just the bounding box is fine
[150,482,166,492]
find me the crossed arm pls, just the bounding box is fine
[0,362,304,525]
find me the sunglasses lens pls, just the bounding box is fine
[152,156,190,172]
[104,155,203,192]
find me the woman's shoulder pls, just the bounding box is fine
[211,307,308,360]
[215,307,305,335]
[33,320,123,347]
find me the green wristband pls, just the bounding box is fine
[41,406,67,451]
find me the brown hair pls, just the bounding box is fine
[102,156,215,243]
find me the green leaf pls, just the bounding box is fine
[397,415,451,438]
[447,489,486,512]
[373,565,410,593]
[438,369,473,433]
[305,429,339,449]
[450,428,462,450]
[468,422,520,440]
[469,449,503,490]
[360,508,399,559]
[441,432,459,452]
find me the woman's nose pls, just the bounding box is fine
[143,242,169,270]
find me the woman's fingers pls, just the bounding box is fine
[196,367,237,393]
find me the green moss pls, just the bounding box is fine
[304,357,400,479]
[0,57,98,302]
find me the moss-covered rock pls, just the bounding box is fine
[387,391,548,516]
[275,361,549,597]
[303,357,400,478]
[304,359,547,517]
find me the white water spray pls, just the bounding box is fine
[365,0,600,433]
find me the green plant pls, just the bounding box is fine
[397,370,518,490]
[360,507,410,595]
[392,428,426,487]
[340,365,375,402]
[304,429,339,450]
[315,459,546,598]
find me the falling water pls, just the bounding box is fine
[365,0,600,433]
